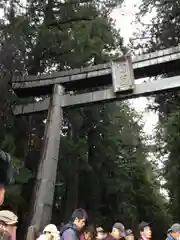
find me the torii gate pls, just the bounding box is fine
[12,46,180,232]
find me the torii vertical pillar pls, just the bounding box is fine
[30,84,64,233]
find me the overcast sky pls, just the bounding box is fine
[111,0,158,136]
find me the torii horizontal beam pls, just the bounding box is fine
[13,75,180,115]
[12,46,180,96]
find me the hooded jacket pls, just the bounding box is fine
[60,223,79,240]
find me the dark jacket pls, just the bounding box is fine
[60,223,80,240]
[104,234,116,240]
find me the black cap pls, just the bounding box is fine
[139,222,150,231]
[0,150,13,186]
[113,223,126,237]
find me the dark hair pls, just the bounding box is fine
[83,225,96,240]
[71,208,88,221]
[139,222,150,232]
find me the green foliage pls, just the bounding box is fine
[0,0,170,239]
[135,0,180,225]
[54,102,170,238]
[155,110,180,222]
[0,133,32,208]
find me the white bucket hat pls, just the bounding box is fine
[43,224,58,233]
[0,210,18,225]
[43,224,60,239]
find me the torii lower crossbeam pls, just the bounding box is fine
[14,75,180,115]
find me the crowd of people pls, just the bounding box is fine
[36,208,180,240]
[0,205,180,240]
[1,150,180,240]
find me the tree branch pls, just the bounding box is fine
[49,16,97,27]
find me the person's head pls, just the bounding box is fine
[0,225,11,240]
[111,223,126,240]
[125,229,134,240]
[96,227,106,240]
[71,208,88,231]
[43,224,60,240]
[0,210,18,240]
[0,184,5,205]
[168,223,180,240]
[0,150,13,205]
[83,225,96,240]
[139,222,151,239]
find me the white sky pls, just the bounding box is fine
[112,0,158,136]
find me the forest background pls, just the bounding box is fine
[0,0,179,240]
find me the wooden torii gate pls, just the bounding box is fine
[12,46,180,233]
